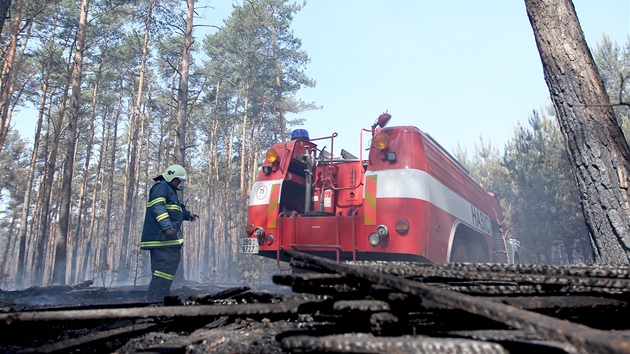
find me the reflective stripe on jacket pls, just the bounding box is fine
[141,179,190,248]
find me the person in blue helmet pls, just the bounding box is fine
[141,164,198,302]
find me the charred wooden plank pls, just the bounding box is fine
[0,299,319,325]
[287,250,630,354]
[409,294,629,328]
[428,281,630,297]
[116,317,229,353]
[273,273,345,287]
[428,282,567,296]
[445,329,579,353]
[350,261,630,280]
[333,300,390,313]
[369,312,400,336]
[494,295,627,310]
[274,273,366,298]
[349,261,630,294]
[207,286,251,300]
[187,286,251,304]
[327,300,393,334]
[22,321,159,354]
[280,333,509,353]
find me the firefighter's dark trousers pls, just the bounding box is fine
[146,245,182,302]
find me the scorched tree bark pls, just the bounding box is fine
[525,0,630,264]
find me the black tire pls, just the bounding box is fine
[513,252,521,264]
[468,241,488,263]
[450,239,468,262]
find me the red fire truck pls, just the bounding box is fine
[240,113,511,268]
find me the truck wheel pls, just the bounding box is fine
[513,252,521,264]
[450,239,468,262]
[468,241,488,263]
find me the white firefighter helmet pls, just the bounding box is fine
[161,164,187,182]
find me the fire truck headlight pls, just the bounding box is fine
[395,219,409,236]
[246,222,255,235]
[368,233,380,247]
[264,234,275,246]
[376,225,389,238]
[266,148,279,163]
[385,151,396,162]
[372,133,389,150]
[253,226,265,237]
[262,166,272,175]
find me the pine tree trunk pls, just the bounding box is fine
[16,14,55,287]
[0,205,18,284]
[118,2,153,283]
[83,99,108,282]
[53,0,89,284]
[164,71,177,163]
[174,0,193,165]
[33,39,74,286]
[525,0,630,264]
[240,91,248,195]
[206,80,221,273]
[0,0,11,41]
[77,35,109,282]
[172,0,194,286]
[269,6,285,142]
[0,0,22,152]
[70,78,98,283]
[99,92,121,285]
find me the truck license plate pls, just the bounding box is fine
[238,238,259,254]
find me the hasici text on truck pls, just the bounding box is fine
[241,113,515,268]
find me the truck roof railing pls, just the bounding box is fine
[424,132,470,175]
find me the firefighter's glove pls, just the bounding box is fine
[189,213,199,221]
[165,228,175,236]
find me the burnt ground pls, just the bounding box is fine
[0,281,305,353]
[2,251,630,353]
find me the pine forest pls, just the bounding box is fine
[0,0,628,290]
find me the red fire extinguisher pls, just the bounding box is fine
[323,188,334,214]
[313,187,321,211]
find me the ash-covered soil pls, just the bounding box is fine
[0,281,302,353]
[4,254,630,353]
[0,281,287,310]
[119,316,302,353]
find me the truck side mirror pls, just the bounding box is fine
[376,113,391,128]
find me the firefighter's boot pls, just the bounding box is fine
[146,276,172,303]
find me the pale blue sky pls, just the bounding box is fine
[13,1,630,159]
[205,1,630,157]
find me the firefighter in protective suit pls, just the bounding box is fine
[141,164,198,302]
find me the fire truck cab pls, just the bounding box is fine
[240,113,510,267]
